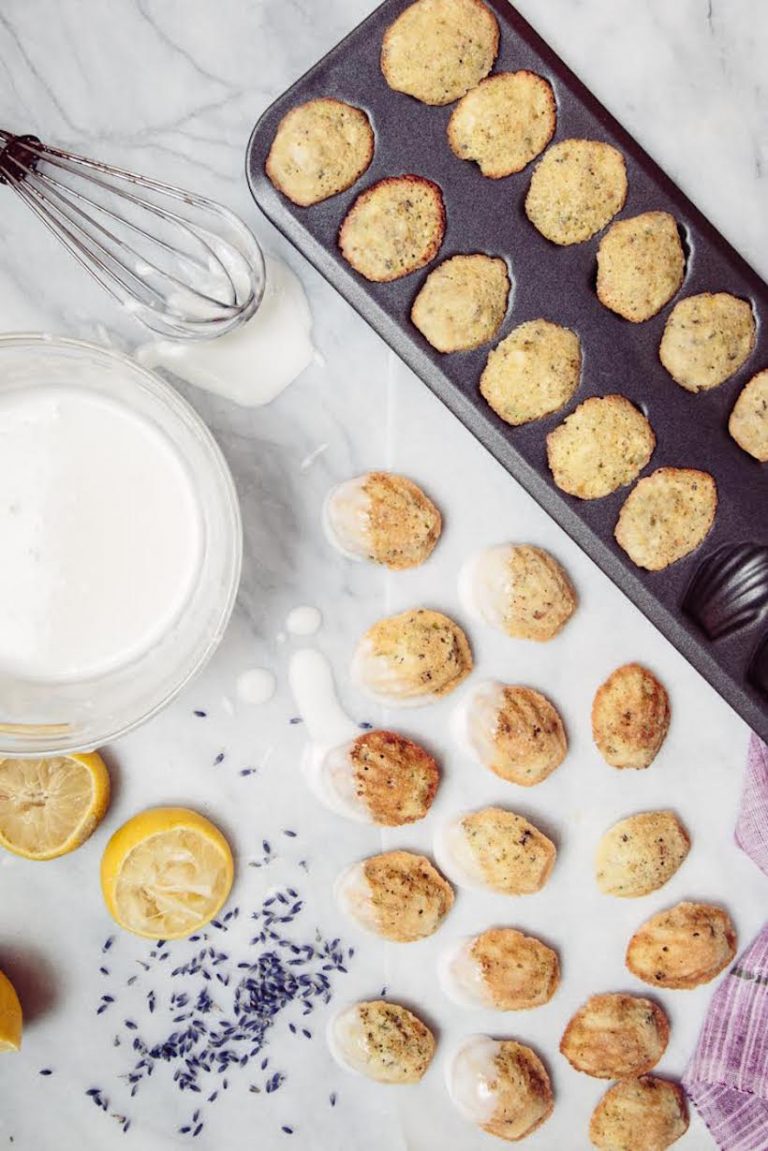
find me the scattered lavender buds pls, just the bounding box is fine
[64,851,350,1140]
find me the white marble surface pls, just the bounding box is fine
[0,2,767,1149]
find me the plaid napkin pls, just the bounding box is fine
[682,735,768,1150]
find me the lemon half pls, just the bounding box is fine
[0,970,22,1052]
[0,753,110,861]
[101,807,234,940]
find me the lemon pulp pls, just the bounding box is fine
[0,753,110,860]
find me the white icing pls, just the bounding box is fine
[445,1036,502,1127]
[457,545,515,632]
[451,680,505,769]
[351,637,440,709]
[285,605,322,637]
[334,860,378,931]
[322,476,371,561]
[312,741,372,823]
[326,1005,369,1078]
[136,257,313,407]
[438,938,492,1008]
[433,815,488,890]
[288,648,358,750]
[236,667,276,705]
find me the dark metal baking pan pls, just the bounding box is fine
[245,0,768,742]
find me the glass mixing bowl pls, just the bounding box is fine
[0,335,242,755]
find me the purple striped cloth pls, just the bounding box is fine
[682,735,768,1150]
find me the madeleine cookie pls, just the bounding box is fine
[560,993,669,1080]
[596,811,690,897]
[457,680,567,786]
[590,1077,689,1151]
[447,1036,554,1141]
[329,1000,435,1083]
[592,663,670,770]
[339,175,445,282]
[411,254,510,353]
[266,98,374,207]
[336,850,454,942]
[660,292,756,392]
[525,139,628,246]
[480,319,582,426]
[324,471,441,570]
[460,543,577,642]
[626,901,737,990]
[435,807,557,895]
[448,71,557,178]
[381,0,499,106]
[729,369,768,462]
[318,730,439,826]
[546,395,656,500]
[597,211,685,322]
[440,928,560,1010]
[615,467,717,571]
[352,608,472,706]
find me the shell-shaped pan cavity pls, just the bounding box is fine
[683,543,768,640]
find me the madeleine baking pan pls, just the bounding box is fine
[246,0,768,741]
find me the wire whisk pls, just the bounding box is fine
[0,130,265,340]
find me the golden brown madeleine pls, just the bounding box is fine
[411,254,510,352]
[596,810,690,897]
[480,319,582,427]
[329,999,436,1083]
[349,730,439,825]
[352,608,473,706]
[447,1036,554,1141]
[448,71,556,178]
[460,543,577,642]
[324,471,441,570]
[441,928,560,1010]
[335,850,454,942]
[266,98,374,206]
[525,139,628,245]
[339,175,446,282]
[381,0,499,106]
[435,806,557,895]
[626,900,737,989]
[729,369,768,462]
[560,993,669,1079]
[660,292,755,391]
[596,211,685,322]
[546,395,655,500]
[459,680,567,786]
[591,663,670,770]
[614,467,717,571]
[589,1076,689,1151]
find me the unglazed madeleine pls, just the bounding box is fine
[459,544,577,642]
[560,993,669,1079]
[729,369,768,462]
[329,1000,435,1083]
[589,1076,689,1151]
[526,138,628,246]
[660,292,755,392]
[411,253,510,352]
[324,470,441,570]
[546,395,655,500]
[440,928,560,1010]
[456,680,567,786]
[596,811,690,897]
[447,1036,554,1141]
[352,608,472,706]
[266,98,374,206]
[339,175,445,282]
[480,319,582,427]
[335,850,454,942]
[626,901,737,989]
[381,0,499,106]
[434,807,556,895]
[318,730,439,826]
[615,467,717,571]
[592,663,670,770]
[448,70,556,178]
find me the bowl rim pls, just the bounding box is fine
[0,332,243,756]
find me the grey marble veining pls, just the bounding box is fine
[0,3,766,1149]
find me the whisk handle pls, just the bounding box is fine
[0,132,41,184]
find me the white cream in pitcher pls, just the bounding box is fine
[0,385,203,682]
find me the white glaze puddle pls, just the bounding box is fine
[236,667,276,705]
[0,384,202,681]
[285,605,322,637]
[136,257,314,407]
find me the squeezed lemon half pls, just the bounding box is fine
[0,969,22,1052]
[100,807,234,940]
[0,752,110,861]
